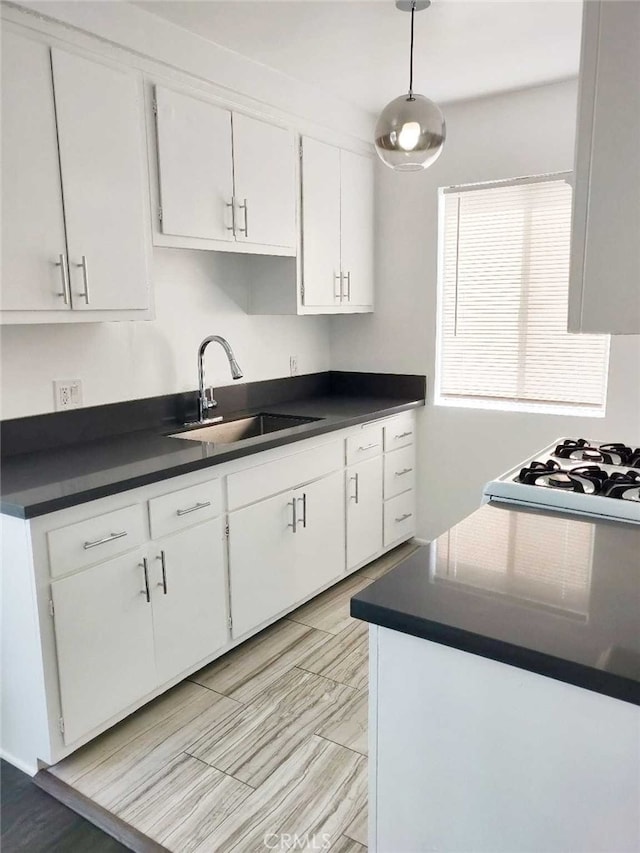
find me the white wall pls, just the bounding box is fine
[331,79,640,541]
[0,249,329,419]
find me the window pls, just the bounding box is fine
[435,174,610,416]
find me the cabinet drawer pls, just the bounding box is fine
[383,413,415,452]
[384,445,416,500]
[346,423,383,465]
[48,504,145,578]
[227,439,343,510]
[384,491,415,548]
[149,479,221,539]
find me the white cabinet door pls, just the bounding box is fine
[233,113,296,249]
[150,519,228,684]
[301,137,342,307]
[155,86,234,242]
[1,31,69,312]
[347,456,383,571]
[340,149,375,308]
[228,490,297,638]
[51,49,149,311]
[569,0,640,334]
[294,470,345,598]
[51,547,156,745]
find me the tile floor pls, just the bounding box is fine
[48,541,419,853]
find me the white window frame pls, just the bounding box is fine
[434,173,610,418]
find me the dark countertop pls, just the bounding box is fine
[0,393,423,519]
[352,502,640,705]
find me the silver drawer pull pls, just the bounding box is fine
[395,512,413,523]
[176,501,211,517]
[288,499,297,534]
[83,531,127,550]
[140,557,151,603]
[358,443,379,451]
[395,468,413,477]
[395,431,413,439]
[157,550,167,594]
[76,255,90,304]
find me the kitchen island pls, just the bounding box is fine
[351,502,640,853]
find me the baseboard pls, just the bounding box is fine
[0,748,38,777]
[33,769,169,853]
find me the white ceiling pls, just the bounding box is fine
[134,0,582,114]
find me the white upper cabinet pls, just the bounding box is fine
[301,137,342,307]
[232,113,297,250]
[1,30,151,323]
[301,136,375,312]
[52,49,150,312]
[155,86,234,242]
[569,0,640,334]
[340,149,375,308]
[1,31,69,313]
[153,85,297,255]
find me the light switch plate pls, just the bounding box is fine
[54,379,83,411]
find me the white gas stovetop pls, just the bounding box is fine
[484,438,640,524]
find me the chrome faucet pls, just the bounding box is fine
[197,336,243,423]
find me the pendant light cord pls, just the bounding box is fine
[408,1,416,101]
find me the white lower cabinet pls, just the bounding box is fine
[150,519,227,685]
[228,489,297,639]
[2,411,418,771]
[52,517,227,744]
[293,471,345,599]
[346,456,383,571]
[51,546,157,746]
[228,470,345,638]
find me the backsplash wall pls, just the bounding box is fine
[0,248,331,419]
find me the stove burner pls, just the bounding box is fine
[516,461,609,495]
[603,471,640,502]
[547,472,574,489]
[554,439,640,467]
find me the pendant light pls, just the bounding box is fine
[375,0,446,171]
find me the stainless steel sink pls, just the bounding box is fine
[170,413,322,444]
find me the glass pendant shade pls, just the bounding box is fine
[375,93,446,171]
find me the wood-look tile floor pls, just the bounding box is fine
[49,541,420,853]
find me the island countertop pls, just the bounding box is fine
[352,502,640,705]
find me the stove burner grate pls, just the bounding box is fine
[554,439,640,468]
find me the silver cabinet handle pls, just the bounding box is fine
[176,500,211,517]
[288,498,297,534]
[76,255,90,304]
[239,198,248,237]
[350,473,359,504]
[358,443,379,452]
[395,431,413,440]
[297,493,307,528]
[140,557,151,603]
[395,468,413,477]
[156,550,167,594]
[226,198,236,236]
[395,512,413,523]
[55,253,70,304]
[83,530,127,550]
[334,272,343,301]
[344,270,351,302]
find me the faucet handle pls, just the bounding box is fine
[204,387,217,409]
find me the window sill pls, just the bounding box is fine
[433,396,606,418]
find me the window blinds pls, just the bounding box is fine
[437,176,610,413]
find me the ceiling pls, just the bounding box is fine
[134,0,582,115]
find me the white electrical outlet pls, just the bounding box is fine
[289,356,298,377]
[54,379,83,411]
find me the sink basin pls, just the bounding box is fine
[170,413,322,444]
